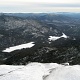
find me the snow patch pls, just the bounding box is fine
[2,42,35,53]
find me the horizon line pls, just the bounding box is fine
[0,12,80,13]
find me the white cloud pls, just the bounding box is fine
[0,0,80,4]
[0,0,80,12]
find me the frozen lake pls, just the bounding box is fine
[48,33,68,41]
[2,42,35,53]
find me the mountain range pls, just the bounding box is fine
[0,13,80,65]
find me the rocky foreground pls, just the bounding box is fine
[0,63,80,80]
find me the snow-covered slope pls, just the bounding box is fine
[45,65,80,80]
[0,63,80,80]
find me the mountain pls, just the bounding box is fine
[0,13,80,65]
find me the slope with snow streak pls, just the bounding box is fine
[2,42,35,53]
[0,63,80,80]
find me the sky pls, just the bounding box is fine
[0,0,80,13]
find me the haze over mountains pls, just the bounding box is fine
[0,13,80,65]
